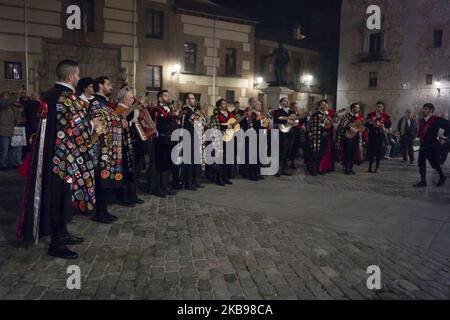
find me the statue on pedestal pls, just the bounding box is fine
[265,42,290,86]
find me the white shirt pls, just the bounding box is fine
[79,93,94,103]
[424,115,431,122]
[56,81,75,92]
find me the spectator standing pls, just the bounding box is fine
[397,110,418,164]
[0,91,18,170]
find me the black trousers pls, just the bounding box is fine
[279,132,294,174]
[400,135,415,162]
[367,134,384,163]
[217,142,232,182]
[343,137,358,172]
[49,174,72,248]
[418,144,444,179]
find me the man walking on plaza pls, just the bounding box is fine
[414,103,449,188]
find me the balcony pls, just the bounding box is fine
[356,51,390,63]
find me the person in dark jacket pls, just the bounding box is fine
[414,103,449,188]
[397,110,418,164]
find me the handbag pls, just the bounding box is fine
[11,126,27,147]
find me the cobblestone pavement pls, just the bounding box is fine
[0,160,449,300]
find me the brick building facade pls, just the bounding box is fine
[0,0,336,113]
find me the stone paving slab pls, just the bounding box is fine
[0,160,449,300]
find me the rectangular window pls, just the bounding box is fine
[80,0,95,32]
[5,62,22,80]
[369,72,378,88]
[225,48,237,75]
[369,33,383,58]
[226,90,235,103]
[426,74,433,85]
[146,65,162,91]
[434,30,443,48]
[184,43,197,73]
[145,10,164,39]
[308,96,315,110]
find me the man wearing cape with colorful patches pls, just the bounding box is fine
[17,60,98,260]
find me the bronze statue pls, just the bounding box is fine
[265,42,290,86]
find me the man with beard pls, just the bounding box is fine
[336,103,364,175]
[274,97,296,177]
[215,98,235,186]
[414,103,449,187]
[18,60,96,259]
[179,92,205,191]
[365,102,391,173]
[150,90,177,197]
[89,76,132,223]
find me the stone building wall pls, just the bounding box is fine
[337,0,450,124]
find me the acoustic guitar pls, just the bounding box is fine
[222,107,251,142]
[278,114,300,133]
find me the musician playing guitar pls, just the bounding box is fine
[248,100,267,181]
[336,103,364,175]
[274,97,296,177]
[215,98,234,186]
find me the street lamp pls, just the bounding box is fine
[255,76,264,86]
[171,64,181,77]
[302,74,313,85]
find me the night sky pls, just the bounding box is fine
[211,0,342,52]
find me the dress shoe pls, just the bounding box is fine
[172,183,184,190]
[133,198,145,205]
[224,179,233,185]
[167,189,177,196]
[185,185,197,191]
[248,176,258,181]
[257,175,265,180]
[91,214,114,224]
[437,176,447,187]
[275,173,281,178]
[118,200,136,208]
[194,183,205,189]
[62,233,85,245]
[153,191,166,198]
[282,171,292,176]
[216,180,225,186]
[48,246,79,260]
[351,170,356,175]
[413,181,427,188]
[290,164,297,170]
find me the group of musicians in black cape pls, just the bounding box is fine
[16,60,449,260]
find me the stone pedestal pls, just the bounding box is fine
[261,86,294,110]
